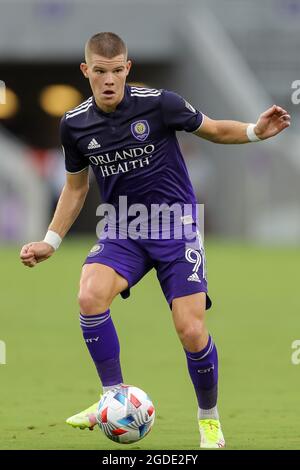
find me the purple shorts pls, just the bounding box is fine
[84,227,212,310]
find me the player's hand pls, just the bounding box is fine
[20,242,55,268]
[254,105,291,140]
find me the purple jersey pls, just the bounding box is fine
[60,85,203,215]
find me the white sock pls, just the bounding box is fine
[198,405,219,420]
[103,383,122,393]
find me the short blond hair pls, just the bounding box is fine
[85,32,127,61]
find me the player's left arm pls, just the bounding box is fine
[193,105,291,144]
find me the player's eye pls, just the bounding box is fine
[95,70,105,74]
[114,69,123,73]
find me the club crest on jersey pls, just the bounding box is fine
[88,243,104,257]
[131,120,150,141]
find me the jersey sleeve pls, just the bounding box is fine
[161,90,203,132]
[59,116,89,173]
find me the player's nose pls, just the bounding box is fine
[105,72,114,86]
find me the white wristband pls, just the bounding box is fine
[246,123,261,142]
[44,230,62,251]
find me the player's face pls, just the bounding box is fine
[80,54,131,112]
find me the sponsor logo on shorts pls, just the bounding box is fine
[87,243,104,257]
[131,120,150,141]
[187,272,201,283]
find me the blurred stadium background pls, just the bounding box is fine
[1,0,300,450]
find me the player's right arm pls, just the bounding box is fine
[20,114,89,268]
[160,90,290,142]
[20,169,89,268]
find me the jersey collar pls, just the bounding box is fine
[92,84,130,116]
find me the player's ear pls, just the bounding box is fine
[80,62,89,78]
[126,60,132,77]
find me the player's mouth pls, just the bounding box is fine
[102,90,115,98]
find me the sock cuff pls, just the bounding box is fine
[198,401,219,419]
[185,336,215,361]
[80,309,110,328]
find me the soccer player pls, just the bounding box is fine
[20,32,290,449]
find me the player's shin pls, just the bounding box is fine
[185,335,219,419]
[79,310,123,389]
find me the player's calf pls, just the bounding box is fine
[172,293,223,446]
[77,264,127,404]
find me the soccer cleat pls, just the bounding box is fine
[66,399,101,430]
[199,419,225,449]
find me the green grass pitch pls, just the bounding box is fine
[1,239,300,450]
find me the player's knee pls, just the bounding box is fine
[175,313,206,345]
[78,288,111,315]
[178,323,205,345]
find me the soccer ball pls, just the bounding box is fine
[97,384,155,444]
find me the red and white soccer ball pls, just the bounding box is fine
[97,384,155,444]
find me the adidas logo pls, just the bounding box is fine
[187,272,201,283]
[87,138,101,149]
